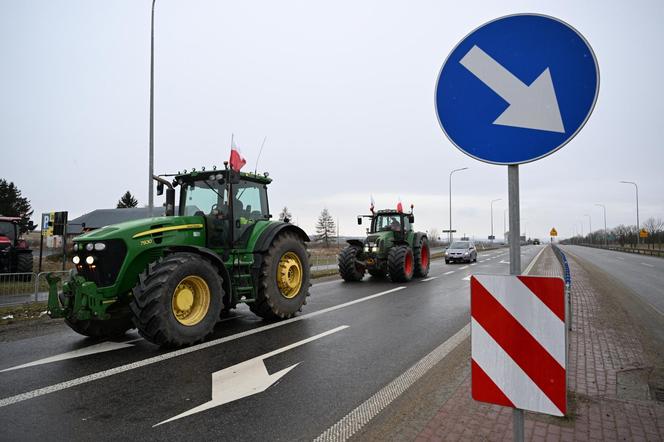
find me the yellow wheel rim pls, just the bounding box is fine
[276,252,303,299]
[171,275,211,326]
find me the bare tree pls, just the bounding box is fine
[315,208,336,247]
[278,206,292,222]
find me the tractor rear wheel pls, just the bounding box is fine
[16,252,33,273]
[250,233,310,320]
[131,253,223,347]
[338,245,365,282]
[413,237,430,277]
[388,245,414,282]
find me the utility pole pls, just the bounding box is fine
[448,167,468,244]
[619,181,639,244]
[595,204,607,246]
[148,0,157,217]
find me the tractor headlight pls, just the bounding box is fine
[73,243,79,251]
[94,242,106,251]
[72,256,80,264]
[372,245,379,252]
[85,243,94,251]
[85,256,95,265]
[364,245,369,252]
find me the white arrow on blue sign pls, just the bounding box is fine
[435,14,599,165]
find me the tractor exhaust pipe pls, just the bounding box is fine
[153,175,176,216]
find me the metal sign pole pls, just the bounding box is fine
[508,164,524,441]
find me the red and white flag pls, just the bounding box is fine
[370,195,375,213]
[396,200,403,213]
[471,274,566,416]
[229,136,246,172]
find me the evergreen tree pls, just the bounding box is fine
[278,206,292,222]
[117,191,139,208]
[0,178,34,233]
[315,208,336,247]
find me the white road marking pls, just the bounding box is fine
[499,260,510,264]
[462,275,471,281]
[421,277,438,282]
[523,246,547,275]
[0,339,142,373]
[444,271,455,275]
[617,256,625,260]
[470,263,477,266]
[0,287,406,408]
[155,325,349,427]
[314,324,470,442]
[641,262,655,268]
[459,266,469,270]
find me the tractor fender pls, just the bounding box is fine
[253,223,310,253]
[392,239,411,247]
[164,245,232,299]
[346,239,364,248]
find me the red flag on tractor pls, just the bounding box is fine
[229,136,246,171]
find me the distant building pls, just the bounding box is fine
[67,207,175,236]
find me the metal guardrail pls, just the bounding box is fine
[0,270,70,305]
[552,245,572,332]
[578,243,664,257]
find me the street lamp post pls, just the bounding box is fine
[620,181,640,244]
[595,204,607,246]
[448,167,468,244]
[584,214,592,243]
[148,0,157,217]
[490,198,501,243]
[503,209,507,243]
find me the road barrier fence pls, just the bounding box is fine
[577,243,664,258]
[0,270,71,304]
[552,244,572,332]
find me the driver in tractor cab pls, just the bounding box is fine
[390,217,401,232]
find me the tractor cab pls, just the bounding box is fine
[159,168,272,250]
[0,216,33,274]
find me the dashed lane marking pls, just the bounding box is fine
[463,275,471,281]
[641,262,655,268]
[314,324,470,442]
[0,287,406,408]
[421,277,438,282]
[444,271,455,275]
[459,266,469,270]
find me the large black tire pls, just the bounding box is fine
[250,233,310,320]
[413,237,430,277]
[130,253,223,347]
[338,246,365,282]
[387,245,414,282]
[16,252,33,273]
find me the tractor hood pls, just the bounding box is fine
[74,216,206,243]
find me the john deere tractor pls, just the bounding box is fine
[47,167,311,347]
[338,208,430,282]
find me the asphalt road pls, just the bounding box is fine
[561,245,664,315]
[0,246,542,441]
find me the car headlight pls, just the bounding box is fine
[85,256,95,265]
[85,243,94,251]
[72,256,80,264]
[464,251,469,256]
[94,242,106,251]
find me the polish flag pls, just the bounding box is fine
[370,195,375,213]
[397,200,403,213]
[229,137,246,171]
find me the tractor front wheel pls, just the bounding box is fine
[388,245,414,282]
[131,253,223,347]
[63,298,133,339]
[338,246,366,282]
[250,233,311,320]
[413,237,430,277]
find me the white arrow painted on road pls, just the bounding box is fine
[0,339,141,373]
[460,45,565,133]
[154,325,349,427]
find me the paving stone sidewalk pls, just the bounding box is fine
[415,246,664,441]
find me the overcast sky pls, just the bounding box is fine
[1,0,662,241]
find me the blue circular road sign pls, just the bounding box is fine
[435,14,599,165]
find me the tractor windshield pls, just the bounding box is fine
[182,180,228,217]
[373,215,402,233]
[0,221,16,242]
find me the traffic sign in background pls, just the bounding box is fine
[435,14,599,165]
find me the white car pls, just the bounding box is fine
[445,241,478,264]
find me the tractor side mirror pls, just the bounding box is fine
[408,214,415,223]
[165,188,175,216]
[357,216,362,225]
[156,182,164,196]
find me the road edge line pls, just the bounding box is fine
[314,323,471,442]
[523,246,547,275]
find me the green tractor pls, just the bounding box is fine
[47,167,311,347]
[338,207,430,282]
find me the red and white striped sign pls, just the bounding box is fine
[471,275,566,416]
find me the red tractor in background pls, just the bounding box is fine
[0,216,33,274]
